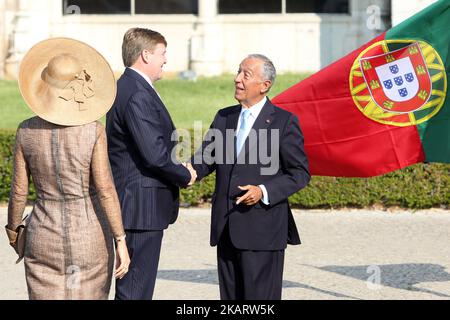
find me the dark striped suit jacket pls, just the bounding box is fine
[106,68,190,231]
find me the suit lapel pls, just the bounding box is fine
[245,100,275,156]
[226,105,241,131]
[147,86,176,130]
[229,100,276,164]
[225,105,242,164]
[124,68,176,130]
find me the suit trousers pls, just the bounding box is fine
[115,229,163,300]
[217,224,285,300]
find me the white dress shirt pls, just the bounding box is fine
[128,67,163,100]
[129,67,153,88]
[236,96,270,205]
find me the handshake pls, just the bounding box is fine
[182,162,197,186]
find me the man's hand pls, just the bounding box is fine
[236,185,263,206]
[183,162,197,186]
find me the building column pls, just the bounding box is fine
[190,0,224,76]
[0,0,6,78]
[391,0,436,26]
[5,0,50,79]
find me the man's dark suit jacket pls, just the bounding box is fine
[106,68,190,231]
[193,99,310,250]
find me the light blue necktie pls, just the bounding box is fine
[236,109,251,155]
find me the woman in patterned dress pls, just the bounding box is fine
[5,38,130,299]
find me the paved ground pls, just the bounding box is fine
[1,207,450,300]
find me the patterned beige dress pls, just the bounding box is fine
[7,117,125,300]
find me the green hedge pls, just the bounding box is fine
[179,164,450,209]
[1,130,449,209]
[0,130,15,202]
[0,129,37,203]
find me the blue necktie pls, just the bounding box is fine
[236,109,251,155]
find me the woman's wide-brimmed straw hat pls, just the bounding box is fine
[19,37,116,126]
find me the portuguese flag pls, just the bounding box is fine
[273,0,449,177]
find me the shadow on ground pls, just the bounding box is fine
[157,268,361,299]
[316,263,450,298]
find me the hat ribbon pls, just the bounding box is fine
[59,70,95,110]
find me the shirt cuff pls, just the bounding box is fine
[258,184,270,205]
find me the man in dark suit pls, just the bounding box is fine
[191,54,310,300]
[106,28,196,300]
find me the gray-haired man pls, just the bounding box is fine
[191,54,310,300]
